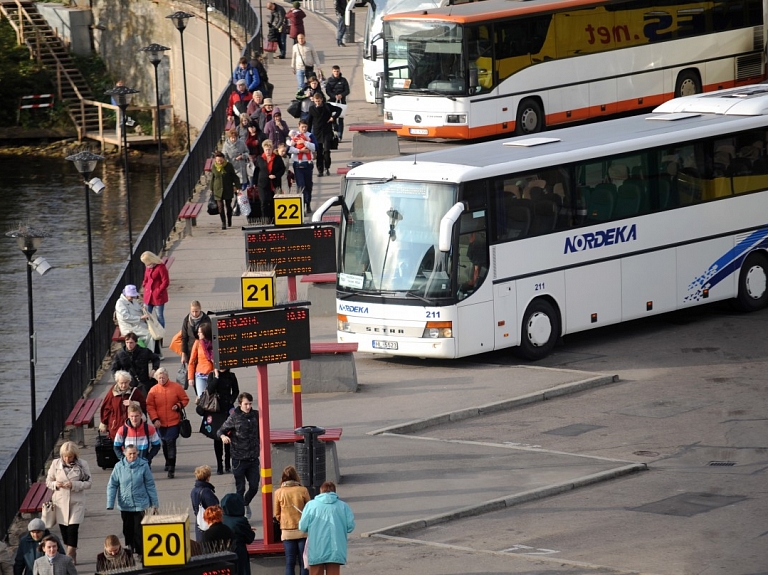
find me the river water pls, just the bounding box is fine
[0,154,176,468]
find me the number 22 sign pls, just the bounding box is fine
[274,195,304,226]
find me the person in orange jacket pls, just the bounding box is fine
[146,367,189,478]
[188,322,216,396]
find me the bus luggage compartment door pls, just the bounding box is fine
[494,282,518,350]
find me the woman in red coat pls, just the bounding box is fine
[99,370,147,439]
[141,251,169,325]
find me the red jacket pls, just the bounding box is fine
[227,89,253,119]
[100,384,147,439]
[142,263,169,306]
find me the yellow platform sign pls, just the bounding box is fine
[241,273,276,308]
[142,520,190,567]
[274,194,304,226]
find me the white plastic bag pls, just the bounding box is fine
[237,192,251,217]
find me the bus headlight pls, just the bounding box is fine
[337,314,351,332]
[385,111,393,120]
[446,114,467,124]
[422,321,452,338]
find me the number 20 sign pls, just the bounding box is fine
[241,272,276,309]
[142,520,190,566]
[274,194,304,226]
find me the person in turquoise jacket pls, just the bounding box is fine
[298,481,355,574]
[106,445,159,558]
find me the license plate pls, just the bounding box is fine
[409,128,428,135]
[372,340,398,350]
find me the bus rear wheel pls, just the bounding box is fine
[518,299,560,360]
[515,99,544,135]
[737,252,768,312]
[675,70,702,98]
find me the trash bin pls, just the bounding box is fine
[344,10,356,45]
[294,426,326,498]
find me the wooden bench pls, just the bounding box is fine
[178,202,203,236]
[349,123,401,159]
[19,482,51,514]
[65,398,101,446]
[300,273,336,284]
[113,257,175,343]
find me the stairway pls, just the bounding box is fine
[0,0,100,138]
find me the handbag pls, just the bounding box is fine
[207,191,219,215]
[169,330,183,355]
[304,65,315,77]
[287,99,302,119]
[272,517,282,541]
[42,501,57,528]
[179,409,192,438]
[197,388,220,413]
[146,308,165,341]
[332,102,347,118]
[197,503,210,532]
[329,133,339,151]
[237,192,252,217]
[233,201,241,217]
[264,40,278,53]
[176,363,188,389]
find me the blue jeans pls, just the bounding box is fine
[336,13,347,45]
[278,31,287,58]
[296,68,307,90]
[283,538,308,575]
[146,303,165,327]
[293,162,314,205]
[195,373,209,397]
[232,458,260,506]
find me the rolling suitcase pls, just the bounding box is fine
[96,432,119,469]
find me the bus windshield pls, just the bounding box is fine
[340,179,458,299]
[385,21,466,95]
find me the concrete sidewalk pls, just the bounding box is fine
[14,5,641,575]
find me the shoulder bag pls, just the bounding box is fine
[179,409,192,438]
[176,363,188,389]
[42,501,57,528]
[146,308,165,341]
[197,388,220,413]
[197,503,210,531]
[207,191,219,215]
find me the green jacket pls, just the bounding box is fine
[210,160,240,201]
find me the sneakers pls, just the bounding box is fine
[245,505,252,519]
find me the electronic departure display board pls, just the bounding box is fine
[244,225,336,276]
[211,307,311,368]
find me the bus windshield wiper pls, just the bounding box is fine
[413,89,457,101]
[405,290,431,303]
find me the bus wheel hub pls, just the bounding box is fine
[745,265,767,300]
[527,312,552,347]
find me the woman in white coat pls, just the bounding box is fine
[45,442,91,565]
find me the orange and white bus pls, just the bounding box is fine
[381,0,766,139]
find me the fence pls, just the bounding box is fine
[0,0,260,538]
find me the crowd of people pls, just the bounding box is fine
[215,23,350,220]
[6,7,360,575]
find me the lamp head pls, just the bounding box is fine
[167,11,194,32]
[140,43,170,66]
[6,224,49,257]
[88,177,105,194]
[105,85,139,108]
[66,150,104,178]
[31,256,52,276]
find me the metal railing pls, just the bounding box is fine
[0,0,260,538]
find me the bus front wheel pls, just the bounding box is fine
[675,70,702,98]
[515,99,544,135]
[737,252,768,312]
[518,299,560,360]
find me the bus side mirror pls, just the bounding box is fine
[312,195,344,223]
[469,69,478,89]
[371,44,377,62]
[438,202,466,252]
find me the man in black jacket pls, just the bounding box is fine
[217,392,260,518]
[325,65,350,140]
[111,332,160,395]
[267,2,287,59]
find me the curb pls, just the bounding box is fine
[368,373,620,436]
[362,462,647,538]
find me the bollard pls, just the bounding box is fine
[344,9,356,44]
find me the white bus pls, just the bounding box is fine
[380,0,766,138]
[361,0,481,104]
[313,84,768,359]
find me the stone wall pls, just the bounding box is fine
[83,0,242,130]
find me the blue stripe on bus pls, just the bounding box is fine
[684,227,768,303]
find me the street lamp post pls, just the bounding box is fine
[104,84,140,282]
[167,11,194,153]
[140,43,171,249]
[204,1,213,112]
[66,150,105,326]
[227,0,233,76]
[6,224,52,484]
